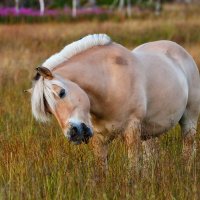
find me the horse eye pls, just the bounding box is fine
[59,89,66,98]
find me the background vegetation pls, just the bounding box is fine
[0,0,171,23]
[0,4,200,200]
[0,0,160,8]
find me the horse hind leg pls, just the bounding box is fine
[179,110,198,165]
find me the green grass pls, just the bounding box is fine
[0,5,200,199]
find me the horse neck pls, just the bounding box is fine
[52,43,134,89]
[52,43,136,118]
[52,46,110,96]
[52,48,109,116]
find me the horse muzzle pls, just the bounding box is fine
[66,122,93,144]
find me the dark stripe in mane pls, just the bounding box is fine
[33,72,41,81]
[43,94,51,114]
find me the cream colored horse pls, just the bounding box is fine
[27,34,200,173]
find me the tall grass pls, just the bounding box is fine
[0,6,200,199]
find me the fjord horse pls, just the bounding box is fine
[27,34,200,174]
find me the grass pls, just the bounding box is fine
[0,4,200,199]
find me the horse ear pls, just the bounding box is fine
[24,88,32,94]
[36,66,53,80]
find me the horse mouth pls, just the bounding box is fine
[72,140,82,145]
[82,135,90,144]
[71,139,89,145]
[69,133,91,145]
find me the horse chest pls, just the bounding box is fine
[91,116,124,139]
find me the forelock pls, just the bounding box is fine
[31,77,67,122]
[31,78,55,122]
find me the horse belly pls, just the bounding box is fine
[141,67,188,139]
[141,115,181,140]
[141,105,185,139]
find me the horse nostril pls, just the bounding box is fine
[81,123,92,138]
[70,126,78,138]
[81,123,87,131]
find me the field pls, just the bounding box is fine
[0,4,200,199]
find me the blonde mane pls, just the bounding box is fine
[42,34,111,70]
[31,34,112,122]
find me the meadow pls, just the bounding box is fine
[0,4,200,199]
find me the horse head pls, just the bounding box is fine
[26,66,93,144]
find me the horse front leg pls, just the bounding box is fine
[124,119,142,174]
[91,134,108,179]
[142,138,159,177]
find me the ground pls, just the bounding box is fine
[0,4,200,199]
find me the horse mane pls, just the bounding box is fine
[31,34,112,122]
[42,34,111,70]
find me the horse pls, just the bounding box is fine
[26,34,200,174]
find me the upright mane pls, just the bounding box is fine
[42,34,111,70]
[31,34,112,122]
